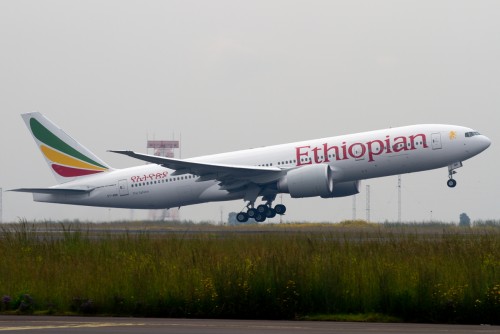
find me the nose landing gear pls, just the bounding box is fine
[447,162,462,188]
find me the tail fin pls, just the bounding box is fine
[21,112,112,183]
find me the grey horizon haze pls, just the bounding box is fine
[1,1,498,223]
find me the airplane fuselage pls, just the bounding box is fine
[33,124,490,209]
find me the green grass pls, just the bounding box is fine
[0,221,499,324]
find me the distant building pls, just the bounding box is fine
[459,213,471,227]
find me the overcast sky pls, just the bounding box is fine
[1,0,499,223]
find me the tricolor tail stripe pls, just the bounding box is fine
[40,145,107,172]
[30,117,108,169]
[29,117,108,177]
[51,164,105,177]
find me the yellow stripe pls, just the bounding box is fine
[40,145,107,171]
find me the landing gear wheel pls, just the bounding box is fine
[447,179,457,188]
[257,204,268,214]
[274,204,287,215]
[247,208,257,219]
[236,212,249,223]
[266,207,277,218]
[255,212,266,222]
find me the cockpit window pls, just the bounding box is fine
[465,131,481,138]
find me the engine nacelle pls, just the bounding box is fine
[321,180,360,198]
[277,164,334,198]
[277,164,361,199]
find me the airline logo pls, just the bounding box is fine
[29,117,108,177]
[296,133,428,165]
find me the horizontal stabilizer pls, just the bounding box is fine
[9,187,94,195]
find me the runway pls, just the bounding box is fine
[0,316,497,334]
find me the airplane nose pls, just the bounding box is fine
[479,135,492,151]
[483,135,491,147]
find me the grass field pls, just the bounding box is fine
[0,220,499,324]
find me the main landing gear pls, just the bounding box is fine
[236,203,287,223]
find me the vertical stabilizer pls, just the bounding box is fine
[21,112,112,184]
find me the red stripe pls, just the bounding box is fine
[52,164,104,177]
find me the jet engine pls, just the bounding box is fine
[277,164,360,198]
[277,164,334,198]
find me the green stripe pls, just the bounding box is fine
[30,117,108,169]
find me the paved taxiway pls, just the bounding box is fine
[0,316,497,334]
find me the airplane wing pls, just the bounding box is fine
[109,150,287,188]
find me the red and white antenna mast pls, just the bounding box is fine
[146,139,181,221]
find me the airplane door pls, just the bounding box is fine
[118,179,129,196]
[431,133,442,150]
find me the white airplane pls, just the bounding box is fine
[12,112,491,222]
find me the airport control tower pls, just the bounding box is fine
[147,139,180,221]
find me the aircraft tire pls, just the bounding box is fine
[266,207,277,218]
[257,204,268,214]
[255,213,266,222]
[275,204,286,215]
[247,208,258,218]
[236,212,249,223]
[447,179,457,188]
